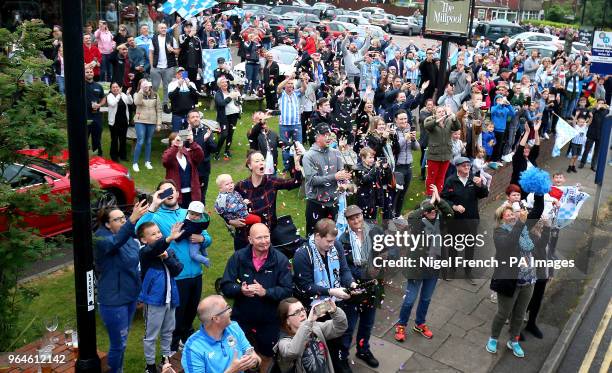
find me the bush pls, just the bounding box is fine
[521,19,578,29]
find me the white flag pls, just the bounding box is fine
[552,117,578,157]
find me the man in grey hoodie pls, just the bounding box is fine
[302,124,351,235]
[437,76,472,113]
[523,50,540,81]
[341,30,371,88]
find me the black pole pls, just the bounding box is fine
[437,40,450,102]
[60,0,101,371]
[580,0,588,26]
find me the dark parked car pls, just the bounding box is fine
[270,5,323,18]
[472,20,524,46]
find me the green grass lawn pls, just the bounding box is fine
[14,100,427,371]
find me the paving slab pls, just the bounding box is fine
[382,324,451,358]
[439,322,467,339]
[400,352,460,373]
[491,323,561,373]
[432,336,496,373]
[447,310,488,331]
[351,336,414,373]
[430,282,483,315]
[464,327,492,347]
[469,298,498,321]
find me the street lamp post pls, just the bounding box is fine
[60,0,101,371]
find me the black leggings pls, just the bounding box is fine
[109,121,128,161]
[265,85,278,111]
[527,279,548,326]
[172,275,202,350]
[217,113,239,154]
[492,131,505,162]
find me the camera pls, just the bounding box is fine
[376,157,387,165]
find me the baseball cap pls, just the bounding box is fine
[176,67,185,72]
[314,124,332,136]
[344,205,363,218]
[217,57,226,64]
[454,156,471,166]
[187,201,205,214]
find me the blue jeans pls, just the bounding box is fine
[279,125,302,171]
[397,278,438,326]
[56,75,65,95]
[563,94,579,118]
[171,114,186,132]
[100,53,113,82]
[133,122,156,164]
[99,301,137,373]
[245,62,259,93]
[340,302,377,358]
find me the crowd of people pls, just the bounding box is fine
[25,4,612,373]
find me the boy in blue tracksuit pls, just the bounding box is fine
[137,221,184,373]
[490,94,516,162]
[135,180,212,352]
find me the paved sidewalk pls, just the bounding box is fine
[347,145,612,373]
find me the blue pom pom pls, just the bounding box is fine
[519,167,552,195]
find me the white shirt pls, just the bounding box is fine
[149,35,178,69]
[176,155,191,193]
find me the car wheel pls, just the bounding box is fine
[408,28,413,36]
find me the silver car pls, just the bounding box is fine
[389,16,420,36]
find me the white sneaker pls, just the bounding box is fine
[132,163,140,172]
[501,153,514,163]
[490,292,498,304]
[145,162,153,170]
[544,133,550,140]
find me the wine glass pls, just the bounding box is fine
[43,316,59,344]
[63,321,73,348]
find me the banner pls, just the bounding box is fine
[556,186,590,229]
[424,0,472,37]
[202,48,232,83]
[590,31,612,76]
[552,116,578,157]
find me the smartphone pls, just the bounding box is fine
[377,157,387,164]
[137,193,152,205]
[159,187,173,200]
[181,71,188,79]
[313,301,332,316]
[512,202,521,212]
[178,129,191,141]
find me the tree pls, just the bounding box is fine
[545,3,573,23]
[582,0,612,28]
[0,20,67,350]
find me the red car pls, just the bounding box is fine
[317,21,356,38]
[1,150,136,237]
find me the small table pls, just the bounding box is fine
[1,331,108,372]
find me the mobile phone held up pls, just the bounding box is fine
[313,301,332,316]
[159,187,173,200]
[181,71,188,80]
[178,129,191,142]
